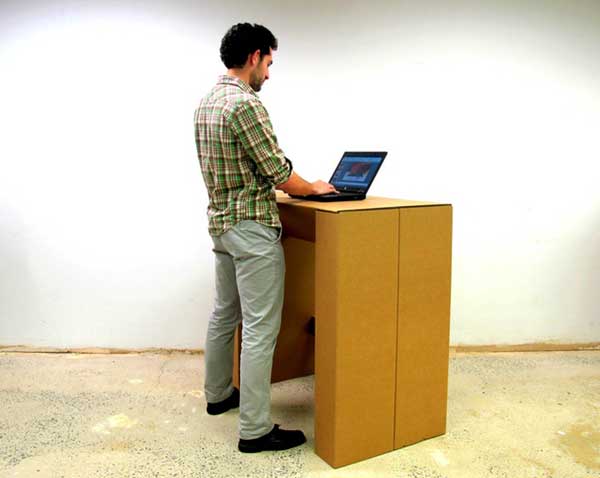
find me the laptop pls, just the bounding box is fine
[289,151,387,202]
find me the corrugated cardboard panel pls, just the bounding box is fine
[278,202,316,242]
[313,212,339,464]
[315,209,399,468]
[277,192,447,213]
[271,237,315,382]
[395,206,453,449]
[234,238,315,386]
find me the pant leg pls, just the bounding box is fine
[221,221,285,440]
[204,233,242,403]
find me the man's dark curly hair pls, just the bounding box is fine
[220,23,278,69]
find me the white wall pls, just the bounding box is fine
[1,0,599,349]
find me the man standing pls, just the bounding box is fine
[194,23,335,453]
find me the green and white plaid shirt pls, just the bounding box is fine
[194,75,293,236]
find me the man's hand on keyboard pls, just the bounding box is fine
[311,181,338,195]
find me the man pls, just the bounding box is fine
[194,23,335,453]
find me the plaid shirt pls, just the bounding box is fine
[194,75,293,236]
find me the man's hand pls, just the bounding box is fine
[310,180,337,195]
[277,172,337,196]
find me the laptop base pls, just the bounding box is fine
[289,193,366,202]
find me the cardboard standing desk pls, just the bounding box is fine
[234,194,452,468]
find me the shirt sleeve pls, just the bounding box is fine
[230,98,293,186]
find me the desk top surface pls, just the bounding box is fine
[276,192,450,213]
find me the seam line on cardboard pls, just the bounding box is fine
[392,209,402,447]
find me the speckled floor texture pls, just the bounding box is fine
[0,351,598,478]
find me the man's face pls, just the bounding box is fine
[249,49,273,92]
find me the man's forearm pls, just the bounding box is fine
[277,172,337,196]
[276,172,316,195]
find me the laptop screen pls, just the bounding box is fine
[329,152,387,192]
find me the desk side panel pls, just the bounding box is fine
[316,209,399,468]
[314,213,339,465]
[233,239,315,386]
[234,204,316,386]
[271,237,315,382]
[395,205,453,448]
[278,202,316,242]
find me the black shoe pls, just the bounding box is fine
[238,425,306,453]
[206,388,240,415]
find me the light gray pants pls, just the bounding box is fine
[204,220,285,440]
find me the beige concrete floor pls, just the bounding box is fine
[0,351,598,478]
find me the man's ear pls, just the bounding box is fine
[249,49,261,66]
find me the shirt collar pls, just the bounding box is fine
[217,75,258,97]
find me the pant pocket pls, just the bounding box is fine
[238,220,281,244]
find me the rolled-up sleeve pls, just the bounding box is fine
[230,99,293,186]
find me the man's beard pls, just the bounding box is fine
[249,71,264,92]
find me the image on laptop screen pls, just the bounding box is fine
[330,153,386,191]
